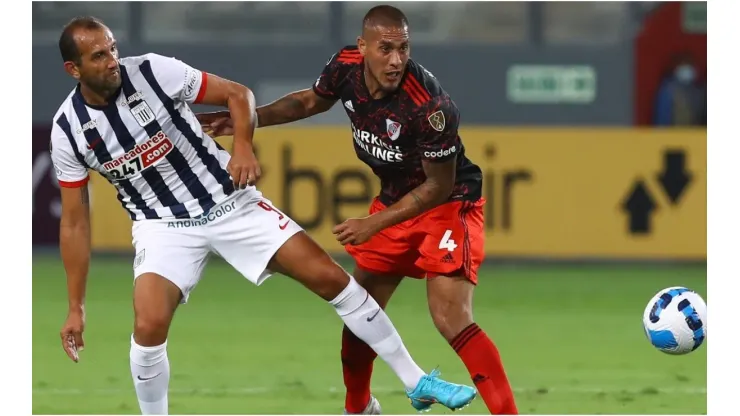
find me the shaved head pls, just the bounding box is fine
[357,5,411,97]
[362,5,409,36]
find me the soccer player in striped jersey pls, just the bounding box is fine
[198,5,518,415]
[52,16,476,415]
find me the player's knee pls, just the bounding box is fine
[314,265,351,301]
[429,301,474,343]
[133,312,171,346]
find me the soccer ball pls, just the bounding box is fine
[642,286,707,355]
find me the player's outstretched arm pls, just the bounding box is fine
[195,88,336,135]
[255,88,337,127]
[58,183,92,362]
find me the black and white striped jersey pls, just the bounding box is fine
[50,53,235,220]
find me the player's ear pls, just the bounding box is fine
[64,61,81,80]
[357,37,366,56]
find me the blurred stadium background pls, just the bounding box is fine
[32,1,707,415]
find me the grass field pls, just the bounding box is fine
[32,254,707,415]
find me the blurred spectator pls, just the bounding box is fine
[653,53,706,126]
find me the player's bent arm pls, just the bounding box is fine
[369,158,457,232]
[255,88,337,128]
[196,73,257,149]
[59,183,92,313]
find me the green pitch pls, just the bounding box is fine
[32,254,706,415]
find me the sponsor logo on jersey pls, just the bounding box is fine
[184,69,199,97]
[166,200,237,228]
[424,146,456,159]
[386,119,402,141]
[120,91,145,107]
[351,123,403,163]
[102,130,173,180]
[76,119,98,135]
[344,100,355,112]
[428,110,446,132]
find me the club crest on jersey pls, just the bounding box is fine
[386,119,402,141]
[130,101,156,127]
[428,110,445,132]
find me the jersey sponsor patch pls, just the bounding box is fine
[424,146,457,159]
[102,130,173,181]
[130,101,156,127]
[428,110,446,132]
[184,68,199,97]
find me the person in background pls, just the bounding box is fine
[653,53,707,126]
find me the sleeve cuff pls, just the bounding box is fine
[59,176,90,188]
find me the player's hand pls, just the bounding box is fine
[333,217,379,246]
[197,112,234,137]
[60,308,85,363]
[228,144,261,189]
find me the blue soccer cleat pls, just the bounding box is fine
[406,369,477,412]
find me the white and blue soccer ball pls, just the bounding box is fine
[642,286,707,355]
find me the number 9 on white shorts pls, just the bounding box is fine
[130,189,304,303]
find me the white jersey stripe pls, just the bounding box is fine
[139,61,234,194]
[119,66,217,216]
[70,92,157,220]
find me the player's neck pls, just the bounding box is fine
[78,83,117,107]
[363,70,390,100]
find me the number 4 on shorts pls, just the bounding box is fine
[438,229,458,252]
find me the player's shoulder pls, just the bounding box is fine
[51,89,78,131]
[119,52,168,67]
[328,45,363,67]
[401,59,455,111]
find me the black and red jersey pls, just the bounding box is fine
[312,45,482,206]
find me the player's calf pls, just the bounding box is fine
[341,268,404,413]
[130,273,182,415]
[268,232,426,392]
[427,276,475,342]
[427,276,518,415]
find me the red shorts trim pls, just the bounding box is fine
[345,198,486,284]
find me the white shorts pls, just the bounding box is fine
[131,188,303,303]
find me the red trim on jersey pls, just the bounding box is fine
[194,71,208,104]
[59,176,90,188]
[402,74,431,107]
[338,56,363,64]
[337,49,362,64]
[339,49,360,56]
[402,84,423,106]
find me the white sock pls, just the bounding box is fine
[130,336,170,415]
[330,275,425,391]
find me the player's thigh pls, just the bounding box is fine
[206,190,345,299]
[131,220,210,343]
[426,275,475,342]
[353,265,404,310]
[415,199,486,284]
[132,219,210,304]
[266,231,353,301]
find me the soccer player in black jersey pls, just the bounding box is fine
[198,5,518,415]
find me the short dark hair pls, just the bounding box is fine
[59,16,108,64]
[362,5,409,32]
